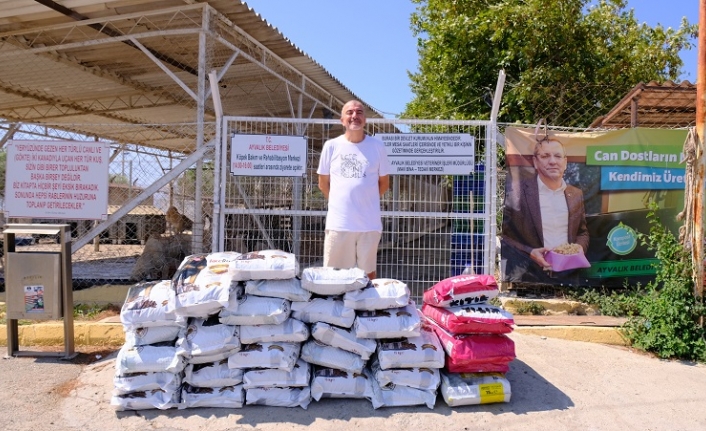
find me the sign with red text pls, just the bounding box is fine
[5,140,109,220]
[376,133,475,175]
[230,134,306,177]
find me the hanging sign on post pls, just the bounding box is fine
[230,134,307,177]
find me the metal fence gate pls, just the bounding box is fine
[215,117,498,300]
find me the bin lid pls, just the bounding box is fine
[3,224,66,235]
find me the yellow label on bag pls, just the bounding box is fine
[479,383,505,404]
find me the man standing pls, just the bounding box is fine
[501,137,589,284]
[317,100,391,279]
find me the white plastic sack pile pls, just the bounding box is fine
[227,342,301,372]
[439,371,511,406]
[239,318,310,344]
[369,357,440,392]
[300,340,367,374]
[242,358,311,389]
[219,294,290,326]
[183,359,243,388]
[245,387,311,409]
[343,278,410,311]
[172,253,239,317]
[376,324,445,369]
[113,371,182,396]
[231,250,299,281]
[245,278,311,302]
[111,388,181,411]
[310,322,377,360]
[180,383,245,409]
[175,315,241,364]
[290,297,355,328]
[300,267,369,295]
[310,366,373,401]
[115,343,186,375]
[120,280,184,330]
[365,368,436,410]
[354,301,422,339]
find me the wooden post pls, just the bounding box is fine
[694,0,705,303]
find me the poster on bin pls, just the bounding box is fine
[376,133,475,175]
[4,140,109,220]
[230,134,307,177]
[501,127,687,288]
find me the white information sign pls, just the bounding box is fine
[5,140,109,220]
[230,134,307,177]
[376,133,475,175]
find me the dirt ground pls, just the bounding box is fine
[2,332,705,431]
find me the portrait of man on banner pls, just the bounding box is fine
[500,126,688,288]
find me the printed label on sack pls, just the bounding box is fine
[479,383,505,404]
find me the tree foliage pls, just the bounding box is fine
[405,0,697,126]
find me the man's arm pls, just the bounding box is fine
[318,174,330,199]
[379,175,390,197]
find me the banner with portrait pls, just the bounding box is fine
[501,127,688,287]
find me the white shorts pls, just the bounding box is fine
[323,230,381,275]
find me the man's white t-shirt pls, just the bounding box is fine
[317,134,391,232]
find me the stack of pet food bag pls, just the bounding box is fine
[421,274,516,406]
[111,250,443,410]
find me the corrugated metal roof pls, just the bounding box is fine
[107,204,163,215]
[0,0,379,152]
[590,80,696,129]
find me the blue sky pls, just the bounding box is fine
[244,0,698,119]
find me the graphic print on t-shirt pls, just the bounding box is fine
[340,153,367,178]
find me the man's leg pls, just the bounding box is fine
[356,231,382,280]
[323,230,357,269]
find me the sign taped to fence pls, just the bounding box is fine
[231,134,307,177]
[376,133,475,175]
[5,140,109,220]
[500,127,688,288]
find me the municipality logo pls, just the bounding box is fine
[607,222,637,255]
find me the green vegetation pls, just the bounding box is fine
[406,0,696,126]
[514,301,546,316]
[568,204,706,362]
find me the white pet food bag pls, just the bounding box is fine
[120,280,184,330]
[239,318,310,344]
[124,325,181,347]
[300,340,367,374]
[175,315,240,361]
[183,359,243,388]
[365,368,436,410]
[245,278,312,302]
[113,371,182,395]
[219,294,291,326]
[231,250,299,281]
[290,297,355,328]
[172,253,235,317]
[370,357,440,391]
[310,366,373,401]
[376,324,445,369]
[300,267,369,295]
[111,388,180,411]
[180,383,245,409]
[310,322,377,360]
[343,278,410,310]
[354,301,422,339]
[227,342,301,372]
[115,343,186,375]
[242,358,311,389]
[245,387,311,409]
[439,371,511,406]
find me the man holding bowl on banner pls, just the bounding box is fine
[501,136,590,285]
[317,100,391,280]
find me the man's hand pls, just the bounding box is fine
[529,247,551,270]
[318,174,330,199]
